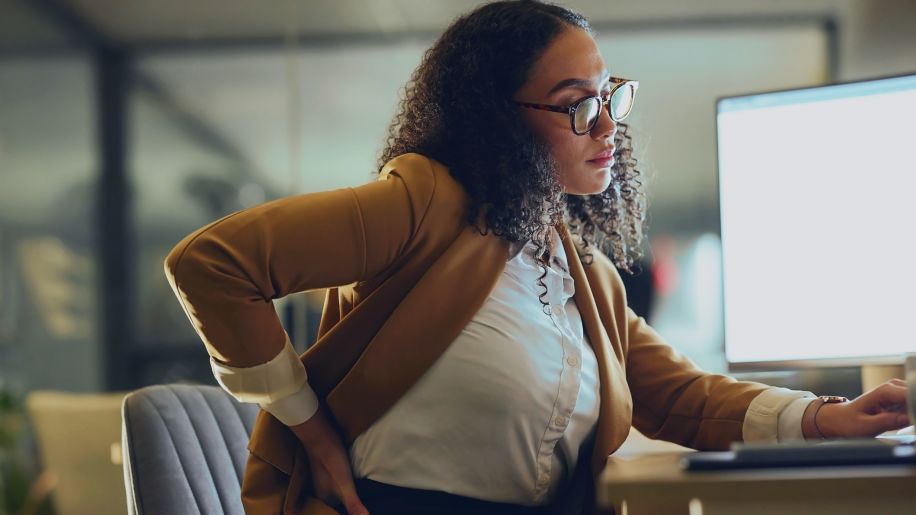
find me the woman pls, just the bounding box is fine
[164,2,912,514]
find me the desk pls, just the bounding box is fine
[597,451,916,515]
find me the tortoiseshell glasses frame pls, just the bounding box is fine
[514,77,639,135]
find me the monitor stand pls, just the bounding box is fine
[860,364,905,392]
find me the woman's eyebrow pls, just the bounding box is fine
[547,71,612,95]
[547,78,592,95]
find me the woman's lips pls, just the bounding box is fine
[586,149,615,167]
[586,150,614,168]
[586,156,615,167]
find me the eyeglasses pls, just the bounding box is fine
[515,77,639,135]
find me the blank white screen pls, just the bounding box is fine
[717,74,916,365]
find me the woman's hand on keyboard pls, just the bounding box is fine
[815,378,910,439]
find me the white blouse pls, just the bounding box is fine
[348,230,600,506]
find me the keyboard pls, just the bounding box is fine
[681,438,916,471]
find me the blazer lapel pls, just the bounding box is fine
[557,224,633,478]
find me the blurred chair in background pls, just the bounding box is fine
[25,390,127,515]
[121,384,258,515]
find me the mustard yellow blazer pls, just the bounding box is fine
[164,153,772,515]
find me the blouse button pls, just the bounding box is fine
[552,305,563,316]
[567,356,579,367]
[538,473,550,486]
[555,416,569,427]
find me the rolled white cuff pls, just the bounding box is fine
[778,396,819,442]
[209,334,320,425]
[742,387,817,443]
[258,382,320,426]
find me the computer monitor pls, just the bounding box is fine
[716,72,916,370]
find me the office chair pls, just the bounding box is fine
[121,384,259,515]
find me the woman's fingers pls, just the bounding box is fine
[292,407,369,512]
[846,381,911,435]
[310,458,368,514]
[857,381,907,411]
[335,477,369,515]
[308,440,369,515]
[312,465,332,498]
[325,446,369,515]
[867,409,910,434]
[877,382,908,409]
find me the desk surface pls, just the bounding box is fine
[598,451,916,513]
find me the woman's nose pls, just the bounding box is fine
[591,105,617,141]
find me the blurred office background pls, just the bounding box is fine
[1,0,915,513]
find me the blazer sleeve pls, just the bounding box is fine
[624,308,772,450]
[164,154,437,368]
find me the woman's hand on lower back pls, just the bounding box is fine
[289,407,370,515]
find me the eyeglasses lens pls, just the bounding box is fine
[572,83,637,134]
[574,97,601,134]
[610,84,635,122]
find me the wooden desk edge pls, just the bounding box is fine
[598,451,916,506]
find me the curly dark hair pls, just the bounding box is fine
[377,0,646,278]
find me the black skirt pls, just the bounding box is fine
[348,478,554,515]
[341,429,601,515]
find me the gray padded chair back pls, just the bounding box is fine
[121,384,260,515]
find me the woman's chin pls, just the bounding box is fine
[559,164,613,195]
